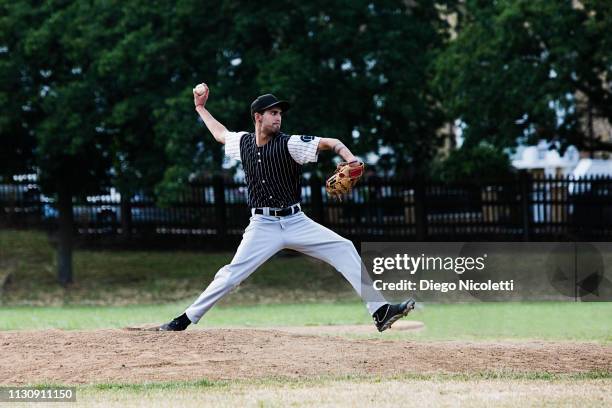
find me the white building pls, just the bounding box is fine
[571,158,612,178]
[511,141,580,177]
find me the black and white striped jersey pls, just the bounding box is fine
[224,131,320,208]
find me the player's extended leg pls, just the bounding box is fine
[283,212,415,332]
[283,213,387,315]
[158,216,284,330]
[185,218,284,323]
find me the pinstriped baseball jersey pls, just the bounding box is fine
[224,130,320,208]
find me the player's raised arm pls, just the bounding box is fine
[193,83,228,144]
[318,138,359,164]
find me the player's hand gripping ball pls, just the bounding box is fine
[193,83,209,107]
[194,83,207,95]
[325,161,365,200]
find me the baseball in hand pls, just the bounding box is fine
[194,84,207,95]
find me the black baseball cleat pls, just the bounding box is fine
[372,299,416,332]
[158,313,191,331]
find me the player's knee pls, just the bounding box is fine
[214,265,241,287]
[341,238,360,260]
[341,238,356,251]
[214,265,233,283]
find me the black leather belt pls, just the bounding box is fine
[253,204,301,217]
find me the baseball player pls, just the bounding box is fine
[157,83,415,332]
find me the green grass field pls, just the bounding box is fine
[17,374,609,408]
[1,302,611,342]
[37,375,611,408]
[1,229,610,342]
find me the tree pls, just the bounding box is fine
[92,0,219,231]
[430,142,514,183]
[0,1,115,284]
[0,1,39,179]
[432,0,612,155]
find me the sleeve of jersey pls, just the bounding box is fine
[224,131,245,161]
[287,135,321,165]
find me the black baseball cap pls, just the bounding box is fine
[250,94,290,119]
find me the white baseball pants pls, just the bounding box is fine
[184,211,387,323]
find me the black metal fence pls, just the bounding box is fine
[1,173,612,246]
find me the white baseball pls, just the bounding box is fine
[194,84,207,95]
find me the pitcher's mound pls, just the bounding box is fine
[1,328,610,385]
[124,321,425,334]
[262,320,425,335]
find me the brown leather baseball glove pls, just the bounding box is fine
[325,161,365,199]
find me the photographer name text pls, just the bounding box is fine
[372,279,515,292]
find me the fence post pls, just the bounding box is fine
[120,192,132,240]
[414,178,427,240]
[519,170,531,241]
[213,175,227,237]
[310,176,324,223]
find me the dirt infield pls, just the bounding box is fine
[1,327,610,385]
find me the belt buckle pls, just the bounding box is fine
[274,207,287,217]
[269,205,298,217]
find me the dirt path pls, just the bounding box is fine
[1,328,610,385]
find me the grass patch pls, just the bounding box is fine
[92,378,220,391]
[21,371,611,392]
[1,301,610,343]
[0,302,368,330]
[22,374,612,408]
[375,302,612,343]
[0,229,353,306]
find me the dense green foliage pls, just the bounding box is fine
[2,0,610,190]
[433,0,612,155]
[430,142,514,183]
[1,0,453,191]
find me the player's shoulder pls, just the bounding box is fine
[230,131,251,142]
[226,130,250,137]
[273,132,292,145]
[287,134,317,143]
[233,130,251,137]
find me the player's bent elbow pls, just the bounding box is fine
[329,138,342,150]
[319,137,340,151]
